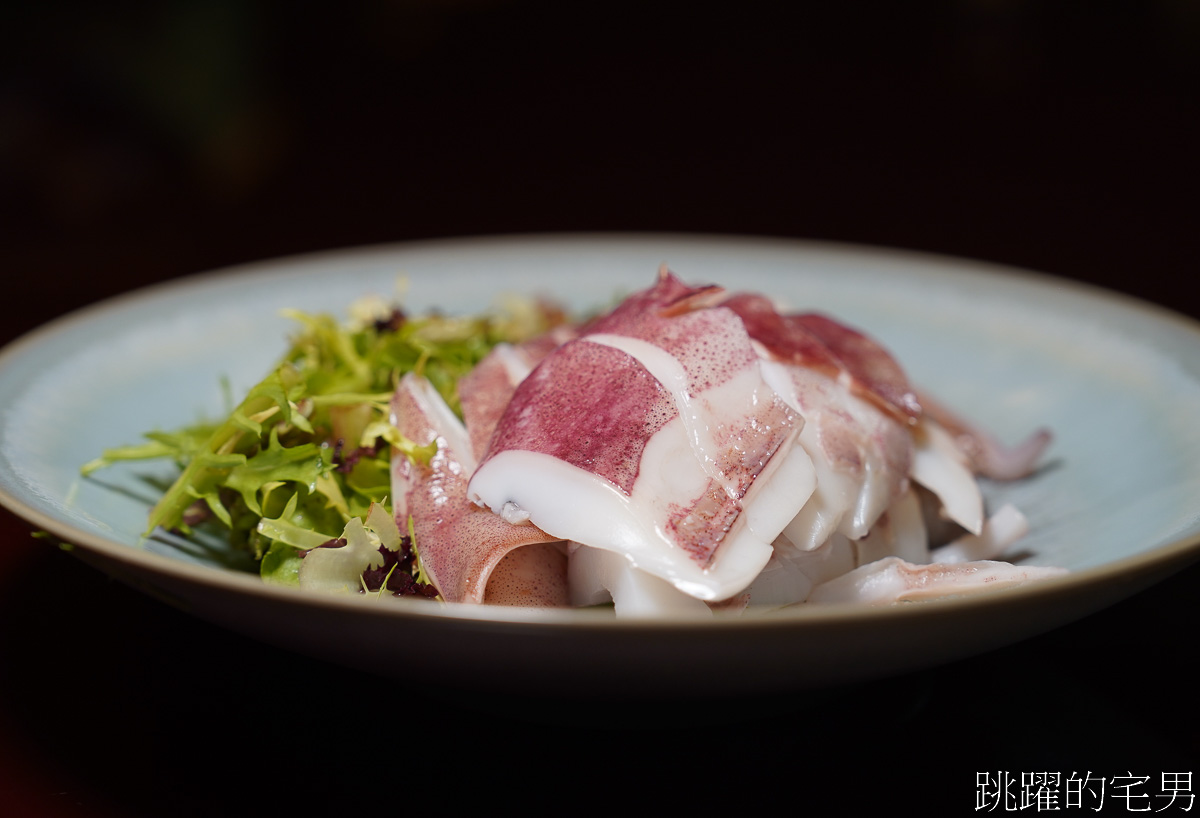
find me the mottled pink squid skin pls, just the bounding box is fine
[457,351,527,463]
[401,268,1057,609]
[725,291,1052,484]
[472,268,751,497]
[722,293,922,423]
[719,293,925,542]
[390,374,568,606]
[472,267,800,570]
[477,338,676,495]
[588,272,760,398]
[916,389,1052,481]
[458,326,577,461]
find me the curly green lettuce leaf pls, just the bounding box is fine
[82,292,565,592]
[296,503,401,594]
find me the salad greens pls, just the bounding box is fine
[82,291,564,595]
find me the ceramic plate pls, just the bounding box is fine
[1,234,1198,697]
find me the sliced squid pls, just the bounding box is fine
[390,373,569,606]
[909,418,985,535]
[567,543,715,618]
[723,293,921,423]
[468,268,813,602]
[807,556,1068,605]
[457,343,538,462]
[917,390,1053,481]
[931,503,1030,564]
[388,267,1059,612]
[760,361,914,550]
[458,325,576,461]
[730,291,986,541]
[743,533,858,607]
[745,488,929,607]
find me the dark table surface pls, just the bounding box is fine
[2,2,1197,814]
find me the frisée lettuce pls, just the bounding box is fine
[82,291,565,595]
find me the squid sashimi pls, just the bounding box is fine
[807,556,1067,605]
[458,326,577,462]
[457,343,538,463]
[729,291,986,539]
[722,293,922,422]
[390,267,1058,613]
[917,389,1053,481]
[390,372,568,606]
[467,268,815,602]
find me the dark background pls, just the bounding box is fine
[1,1,1197,814]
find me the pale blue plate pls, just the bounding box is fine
[1,235,1197,695]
